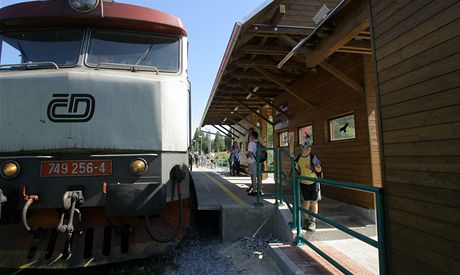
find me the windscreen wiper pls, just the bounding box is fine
[16,42,30,63]
[134,44,153,66]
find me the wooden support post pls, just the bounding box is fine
[230,96,274,125]
[319,61,363,94]
[255,68,315,108]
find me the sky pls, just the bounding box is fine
[0,0,268,136]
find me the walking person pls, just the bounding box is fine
[295,138,322,231]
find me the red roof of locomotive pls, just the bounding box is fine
[0,0,187,36]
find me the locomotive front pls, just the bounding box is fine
[0,0,190,268]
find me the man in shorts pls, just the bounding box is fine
[296,139,322,231]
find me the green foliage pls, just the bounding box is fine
[216,151,230,167]
[267,119,273,147]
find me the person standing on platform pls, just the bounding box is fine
[246,131,259,195]
[188,150,193,171]
[231,143,241,176]
[295,138,322,231]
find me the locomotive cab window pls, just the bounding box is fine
[0,29,84,69]
[329,113,356,141]
[86,29,180,73]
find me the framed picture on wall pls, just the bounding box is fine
[298,125,313,145]
[279,131,288,147]
[329,113,356,141]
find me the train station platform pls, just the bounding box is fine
[191,167,379,274]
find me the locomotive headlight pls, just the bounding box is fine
[68,0,99,12]
[1,161,20,179]
[130,159,148,175]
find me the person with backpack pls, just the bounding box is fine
[295,138,322,231]
[246,131,259,196]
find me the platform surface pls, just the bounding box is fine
[191,166,379,274]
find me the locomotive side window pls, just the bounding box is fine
[0,29,84,68]
[86,29,180,73]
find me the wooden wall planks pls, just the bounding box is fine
[273,53,379,208]
[370,0,460,273]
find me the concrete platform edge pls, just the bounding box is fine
[267,243,304,275]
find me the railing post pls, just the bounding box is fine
[255,148,263,206]
[274,149,279,205]
[376,189,387,275]
[279,151,284,205]
[295,177,304,245]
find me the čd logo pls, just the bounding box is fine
[47,94,95,122]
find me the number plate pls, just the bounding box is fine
[41,160,112,177]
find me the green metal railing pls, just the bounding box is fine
[255,148,387,274]
[277,148,297,228]
[254,147,277,206]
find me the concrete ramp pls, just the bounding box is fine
[221,204,276,241]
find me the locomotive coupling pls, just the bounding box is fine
[57,191,84,257]
[0,189,7,220]
[57,191,84,237]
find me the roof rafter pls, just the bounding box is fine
[255,68,315,108]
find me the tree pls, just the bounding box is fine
[224,135,232,150]
[192,128,203,153]
[213,133,225,152]
[267,117,273,147]
[203,133,211,154]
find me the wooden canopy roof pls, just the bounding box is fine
[201,0,371,128]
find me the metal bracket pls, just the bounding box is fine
[57,191,84,256]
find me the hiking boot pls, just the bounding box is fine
[302,220,310,230]
[307,222,316,232]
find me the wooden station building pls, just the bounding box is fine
[201,0,459,273]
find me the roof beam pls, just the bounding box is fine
[255,68,315,108]
[213,125,238,139]
[200,130,228,138]
[249,24,314,36]
[319,61,363,94]
[233,59,306,70]
[305,0,370,68]
[270,4,286,25]
[336,49,372,55]
[230,96,273,125]
[237,45,290,56]
[240,85,290,119]
[227,118,249,133]
[227,124,245,136]
[235,115,258,130]
[278,35,313,56]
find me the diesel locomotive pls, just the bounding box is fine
[0,0,191,268]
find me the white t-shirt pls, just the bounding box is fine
[248,140,257,164]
